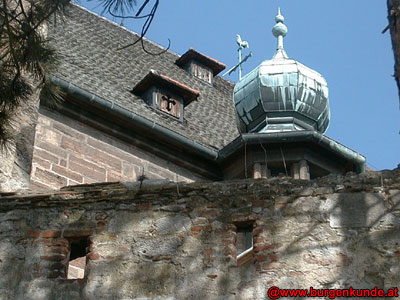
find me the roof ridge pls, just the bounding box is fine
[70,1,181,57]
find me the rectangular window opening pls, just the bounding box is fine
[67,237,89,280]
[235,222,254,266]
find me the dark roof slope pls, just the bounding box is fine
[48,4,239,150]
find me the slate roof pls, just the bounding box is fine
[48,4,239,150]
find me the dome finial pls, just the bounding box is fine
[272,7,288,59]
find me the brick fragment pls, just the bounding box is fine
[137,203,152,211]
[27,230,41,238]
[191,226,203,232]
[253,244,280,253]
[40,254,67,262]
[87,253,100,260]
[41,230,61,238]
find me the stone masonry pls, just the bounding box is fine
[0,167,399,299]
[30,107,203,190]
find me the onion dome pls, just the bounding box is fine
[234,8,330,134]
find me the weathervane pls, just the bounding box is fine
[223,34,252,80]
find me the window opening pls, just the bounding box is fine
[156,92,181,118]
[236,223,254,266]
[192,63,212,84]
[67,238,89,279]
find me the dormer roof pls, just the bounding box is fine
[176,48,226,76]
[132,70,200,106]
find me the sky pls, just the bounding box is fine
[78,0,400,171]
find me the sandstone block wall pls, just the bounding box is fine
[0,168,399,300]
[30,108,202,189]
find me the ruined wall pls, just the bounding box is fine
[30,107,203,190]
[1,167,400,300]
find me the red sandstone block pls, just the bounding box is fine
[52,122,86,140]
[59,159,67,167]
[87,137,123,158]
[52,165,83,183]
[32,156,51,169]
[41,230,61,238]
[36,141,68,159]
[61,136,83,154]
[33,168,68,188]
[84,146,121,172]
[30,180,52,190]
[106,170,125,182]
[33,148,59,164]
[69,155,106,181]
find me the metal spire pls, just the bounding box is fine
[272,7,288,59]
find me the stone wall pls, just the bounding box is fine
[30,107,203,190]
[0,167,399,300]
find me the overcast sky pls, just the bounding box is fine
[78,0,399,170]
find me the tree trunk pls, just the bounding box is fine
[387,0,400,101]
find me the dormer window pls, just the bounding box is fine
[176,48,226,85]
[156,91,181,118]
[132,70,199,120]
[191,62,212,84]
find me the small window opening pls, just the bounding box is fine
[192,63,212,84]
[236,223,254,266]
[156,92,182,119]
[67,238,89,279]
